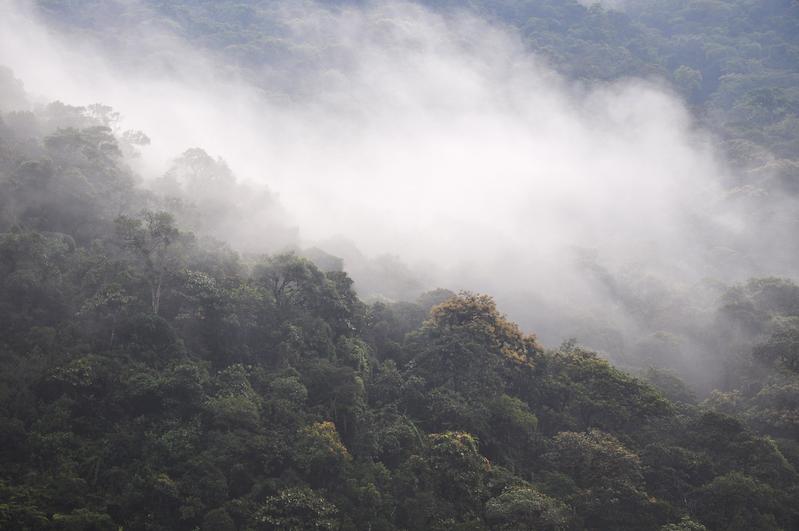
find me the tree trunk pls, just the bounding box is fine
[109,314,116,349]
[151,274,163,315]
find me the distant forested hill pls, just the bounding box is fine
[36,0,799,182]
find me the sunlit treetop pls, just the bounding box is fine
[425,292,542,367]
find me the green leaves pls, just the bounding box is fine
[115,211,188,315]
[407,293,540,403]
[205,364,261,430]
[253,487,337,531]
[754,316,799,374]
[693,472,785,531]
[485,485,571,531]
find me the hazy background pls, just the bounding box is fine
[1,0,795,377]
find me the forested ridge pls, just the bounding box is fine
[1,1,799,530]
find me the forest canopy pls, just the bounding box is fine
[0,1,798,529]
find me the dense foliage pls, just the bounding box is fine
[1,0,798,529]
[0,99,797,530]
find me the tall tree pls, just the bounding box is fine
[115,211,185,315]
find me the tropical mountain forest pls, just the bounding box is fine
[1,1,798,529]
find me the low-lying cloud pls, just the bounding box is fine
[1,0,785,359]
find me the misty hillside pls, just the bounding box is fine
[0,1,798,530]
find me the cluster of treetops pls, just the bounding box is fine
[0,86,798,530]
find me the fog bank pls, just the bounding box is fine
[2,0,791,359]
